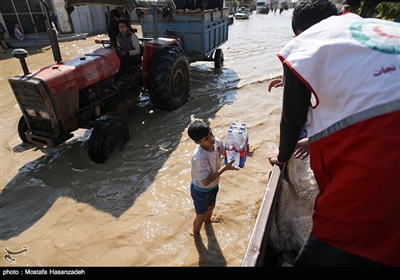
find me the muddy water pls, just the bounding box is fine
[0,10,293,266]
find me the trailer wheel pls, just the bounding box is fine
[18,116,29,143]
[148,46,190,111]
[88,118,129,164]
[214,48,224,68]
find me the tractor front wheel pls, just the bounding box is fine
[88,118,129,163]
[18,116,29,143]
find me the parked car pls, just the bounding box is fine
[235,7,251,19]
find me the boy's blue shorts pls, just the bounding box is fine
[190,183,219,214]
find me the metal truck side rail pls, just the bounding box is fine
[242,163,287,267]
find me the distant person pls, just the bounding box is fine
[268,0,400,267]
[108,6,130,48]
[185,0,203,14]
[34,13,47,32]
[339,0,360,15]
[35,11,58,33]
[206,0,223,12]
[115,20,141,75]
[50,10,58,30]
[339,4,351,14]
[174,0,186,14]
[13,23,31,41]
[187,119,238,235]
[0,22,8,53]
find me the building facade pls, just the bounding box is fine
[0,0,108,39]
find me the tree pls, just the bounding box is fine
[366,3,400,19]
[377,3,400,19]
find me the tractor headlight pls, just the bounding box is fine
[39,111,50,119]
[26,109,36,117]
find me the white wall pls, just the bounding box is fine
[69,5,108,34]
[53,0,73,33]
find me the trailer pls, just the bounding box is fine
[66,0,229,68]
[139,6,229,68]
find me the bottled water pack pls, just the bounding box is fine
[224,121,249,168]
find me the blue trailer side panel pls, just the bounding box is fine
[140,8,229,63]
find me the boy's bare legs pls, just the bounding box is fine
[191,213,206,235]
[205,205,215,223]
[190,205,216,236]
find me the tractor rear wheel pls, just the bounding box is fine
[214,49,224,68]
[18,116,29,143]
[88,118,129,163]
[148,46,190,111]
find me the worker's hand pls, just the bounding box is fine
[268,148,285,166]
[268,78,283,92]
[293,138,309,160]
[115,47,126,56]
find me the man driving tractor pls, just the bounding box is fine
[114,20,142,77]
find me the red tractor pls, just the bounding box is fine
[9,1,190,163]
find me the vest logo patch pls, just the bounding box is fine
[350,20,400,54]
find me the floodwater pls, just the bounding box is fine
[0,10,294,267]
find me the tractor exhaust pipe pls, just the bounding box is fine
[12,49,30,75]
[152,5,158,40]
[41,0,62,63]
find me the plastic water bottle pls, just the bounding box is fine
[230,122,238,132]
[240,123,249,163]
[240,123,248,143]
[237,130,246,168]
[224,129,239,168]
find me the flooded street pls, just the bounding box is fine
[0,10,293,266]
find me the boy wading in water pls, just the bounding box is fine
[188,119,238,235]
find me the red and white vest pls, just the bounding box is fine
[278,14,400,266]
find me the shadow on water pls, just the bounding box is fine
[0,63,240,241]
[194,224,227,267]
